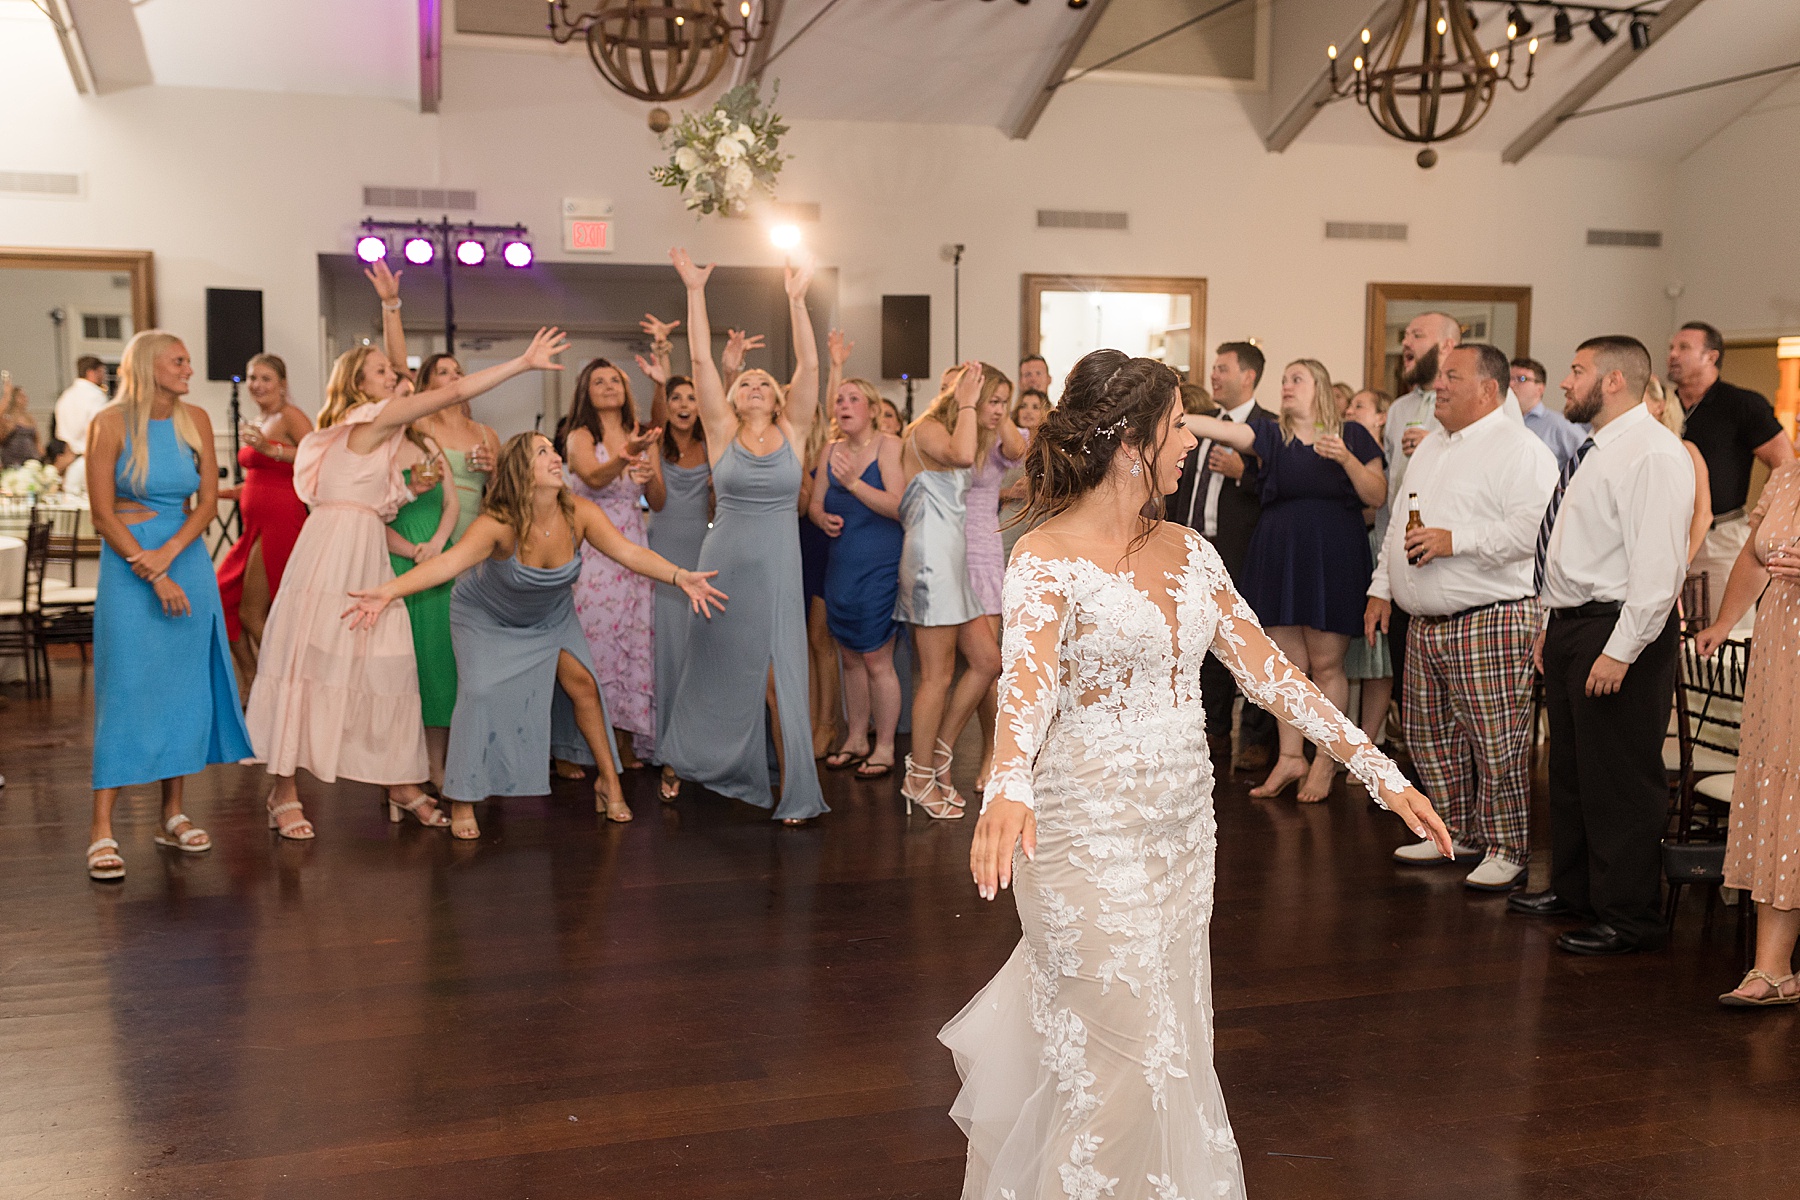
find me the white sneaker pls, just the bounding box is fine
[1464,853,1526,891]
[1393,839,1478,864]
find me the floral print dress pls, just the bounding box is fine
[571,442,656,756]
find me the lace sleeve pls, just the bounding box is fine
[980,552,1070,813]
[1196,541,1411,806]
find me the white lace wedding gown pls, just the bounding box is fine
[940,527,1410,1200]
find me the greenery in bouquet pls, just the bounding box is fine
[649,83,788,217]
[0,459,61,496]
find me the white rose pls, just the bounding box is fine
[674,146,702,173]
[725,160,753,194]
[735,122,754,142]
[715,134,745,162]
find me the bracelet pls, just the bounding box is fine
[958,405,977,412]
[670,566,681,586]
[381,298,402,311]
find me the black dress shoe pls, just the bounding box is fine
[1506,889,1571,917]
[1556,923,1643,956]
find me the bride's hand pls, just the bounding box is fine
[1382,783,1454,859]
[971,797,1037,901]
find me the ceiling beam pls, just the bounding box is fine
[1005,0,1115,142]
[41,0,93,94]
[1264,0,1402,153]
[1502,0,1710,164]
[419,0,442,113]
[63,0,152,94]
[743,0,786,87]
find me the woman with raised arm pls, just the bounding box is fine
[894,362,1007,819]
[962,368,1028,792]
[636,350,715,802]
[384,426,460,788]
[810,373,906,780]
[950,349,1449,1200]
[85,331,253,880]
[1184,358,1387,803]
[800,331,852,760]
[244,326,569,840]
[345,432,724,838]
[371,260,502,541]
[215,353,313,693]
[561,356,664,770]
[658,247,828,825]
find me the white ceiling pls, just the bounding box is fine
[33,0,1800,163]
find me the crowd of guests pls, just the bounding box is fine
[13,262,1796,1007]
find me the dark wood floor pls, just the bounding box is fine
[2,662,1796,1200]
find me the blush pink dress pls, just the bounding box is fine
[571,440,656,756]
[244,400,429,784]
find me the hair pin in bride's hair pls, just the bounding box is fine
[1081,413,1130,452]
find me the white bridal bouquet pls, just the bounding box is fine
[0,459,60,497]
[649,84,788,217]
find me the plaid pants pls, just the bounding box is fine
[1402,599,1539,864]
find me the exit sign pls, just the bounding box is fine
[562,197,615,254]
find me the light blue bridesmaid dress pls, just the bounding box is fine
[648,458,711,757]
[93,419,252,789]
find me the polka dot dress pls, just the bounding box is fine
[1723,463,1800,912]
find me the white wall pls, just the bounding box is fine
[1,21,1686,426]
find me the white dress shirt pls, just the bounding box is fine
[1540,403,1694,663]
[1197,397,1259,537]
[54,377,110,456]
[1370,405,1558,616]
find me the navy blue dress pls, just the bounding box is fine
[1239,421,1383,638]
[822,459,904,653]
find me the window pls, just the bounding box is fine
[82,314,123,341]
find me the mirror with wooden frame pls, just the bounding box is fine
[1023,274,1207,398]
[1365,282,1531,394]
[0,247,156,446]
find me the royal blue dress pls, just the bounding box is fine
[822,458,903,653]
[1239,421,1384,638]
[93,419,253,790]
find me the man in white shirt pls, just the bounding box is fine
[53,356,111,486]
[1511,356,1587,471]
[1366,345,1558,891]
[1509,336,1693,956]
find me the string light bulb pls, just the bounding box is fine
[1327,43,1338,59]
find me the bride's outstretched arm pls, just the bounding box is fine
[1206,563,1453,855]
[971,551,1067,900]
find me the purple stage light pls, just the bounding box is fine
[501,239,533,269]
[355,235,388,263]
[455,239,487,266]
[403,237,436,265]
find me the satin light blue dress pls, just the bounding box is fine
[649,458,712,756]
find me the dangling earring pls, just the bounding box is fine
[1129,459,1142,477]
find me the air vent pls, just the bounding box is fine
[363,186,478,211]
[1037,209,1129,231]
[0,171,83,197]
[1326,221,1408,241]
[1587,228,1662,248]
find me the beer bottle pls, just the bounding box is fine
[1405,493,1424,565]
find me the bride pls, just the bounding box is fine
[948,349,1451,1199]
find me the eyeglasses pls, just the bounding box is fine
[1511,374,1538,384]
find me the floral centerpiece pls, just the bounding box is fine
[0,459,61,497]
[650,83,788,217]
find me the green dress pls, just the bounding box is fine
[388,469,457,727]
[444,448,486,542]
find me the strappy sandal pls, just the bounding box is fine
[1719,970,1800,1008]
[824,748,867,771]
[267,798,315,841]
[933,740,968,809]
[660,766,681,802]
[152,813,212,853]
[902,753,963,820]
[86,838,125,881]
[387,790,450,828]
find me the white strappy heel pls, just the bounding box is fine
[152,813,212,853]
[267,798,315,841]
[903,751,963,820]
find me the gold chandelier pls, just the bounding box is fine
[547,1,767,103]
[1326,0,1539,168]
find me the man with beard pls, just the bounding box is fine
[1018,354,1051,401]
[1510,336,1692,955]
[1666,322,1794,623]
[1169,341,1280,770]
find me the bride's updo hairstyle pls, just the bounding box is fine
[1017,349,1182,530]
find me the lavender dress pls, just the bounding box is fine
[570,441,656,756]
[963,441,1020,616]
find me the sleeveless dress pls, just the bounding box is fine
[216,439,309,643]
[244,400,429,785]
[443,550,621,803]
[93,420,253,789]
[571,441,656,754]
[387,467,457,728]
[649,457,712,756]
[443,447,485,542]
[660,438,828,822]
[1239,421,1384,638]
[822,457,903,653]
[964,441,1021,615]
[1342,525,1394,680]
[1723,463,1800,909]
[941,529,1410,1200]
[895,448,983,627]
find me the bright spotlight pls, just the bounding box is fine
[355,235,388,263]
[501,239,534,268]
[770,223,802,251]
[403,236,436,265]
[455,239,487,266]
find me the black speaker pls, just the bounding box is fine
[205,288,264,382]
[881,294,930,381]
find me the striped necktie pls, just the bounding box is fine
[1533,436,1596,596]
